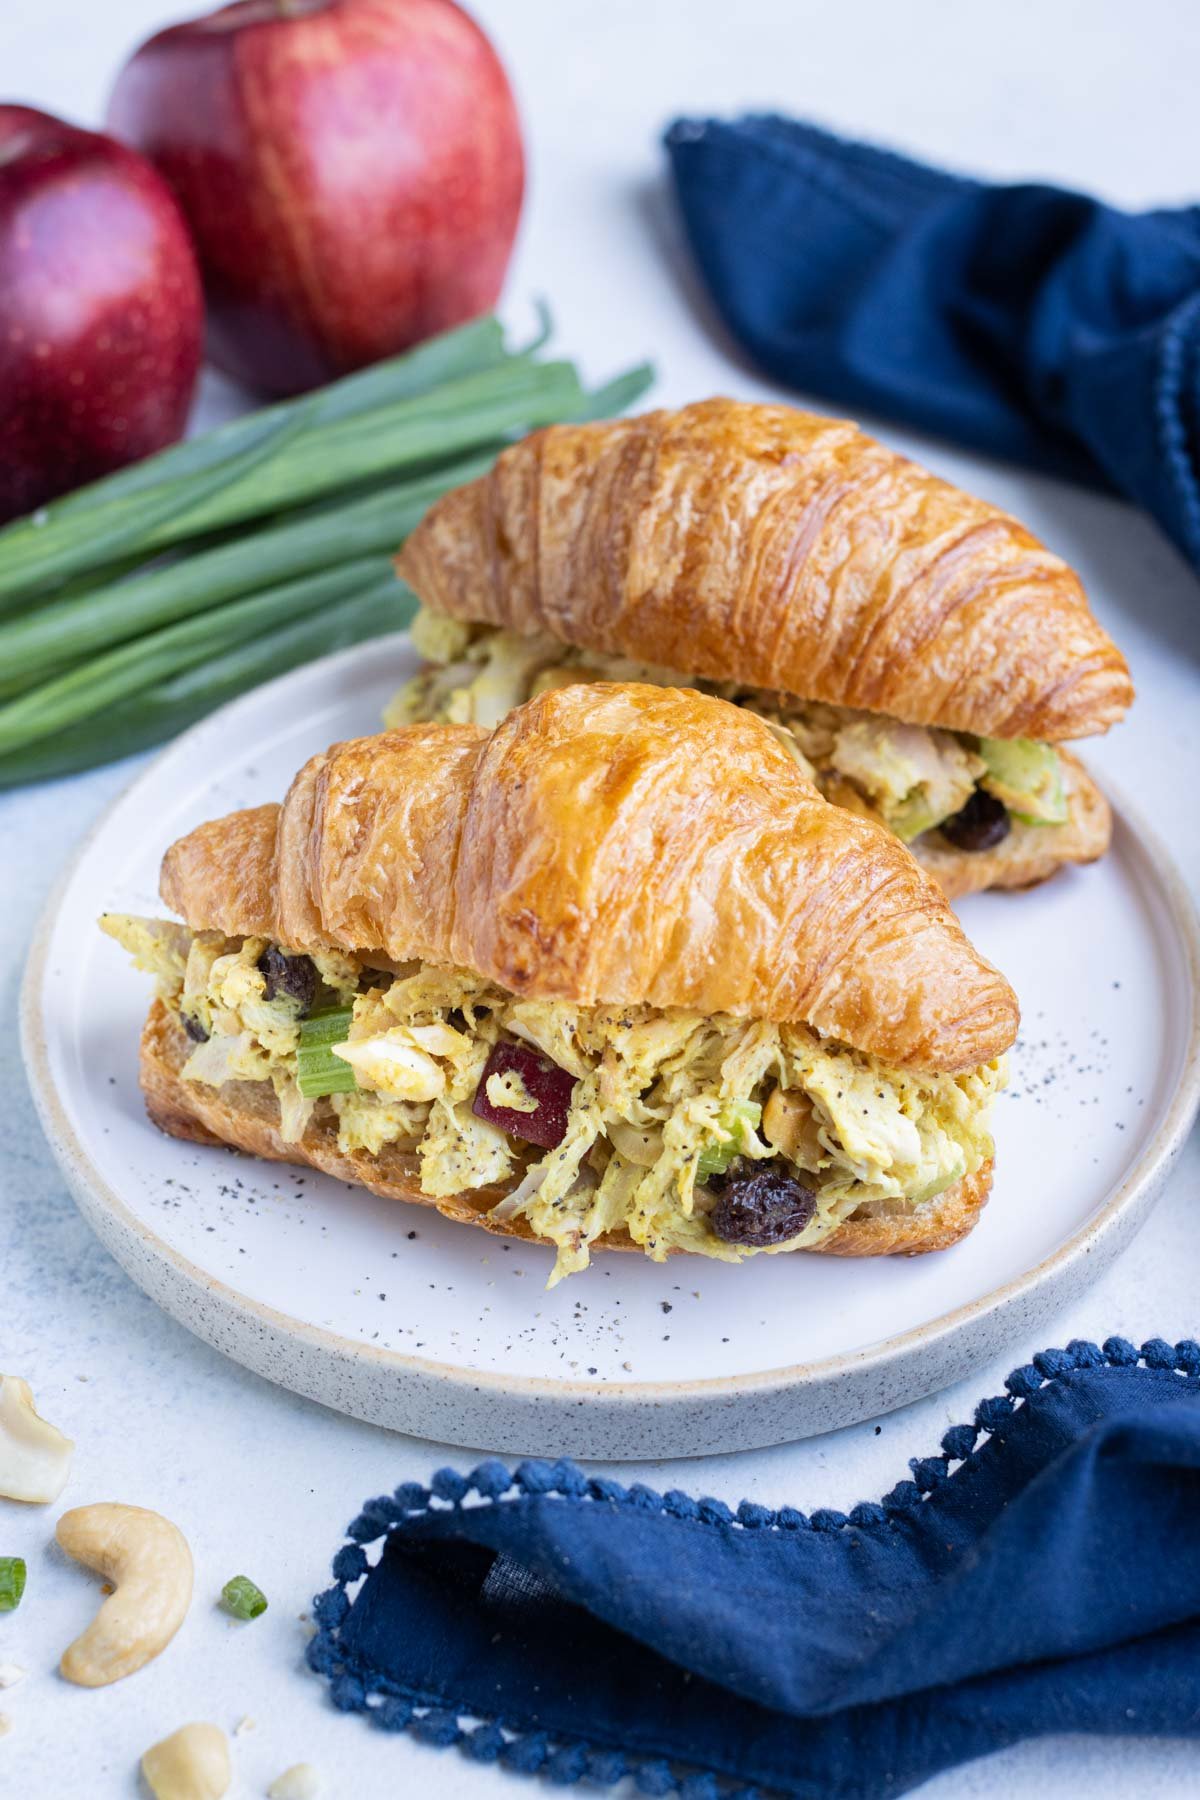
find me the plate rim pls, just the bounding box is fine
[20,636,1200,1425]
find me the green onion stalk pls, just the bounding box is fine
[0,314,653,786]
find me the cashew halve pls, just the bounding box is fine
[268,1766,320,1800]
[56,1503,193,1686]
[141,1723,231,1800]
[0,1375,73,1503]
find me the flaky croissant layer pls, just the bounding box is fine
[396,399,1133,743]
[158,683,1020,1075]
[389,612,1114,901]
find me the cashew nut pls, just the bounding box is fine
[268,1766,320,1800]
[0,1376,73,1503]
[141,1723,230,1800]
[55,1503,193,1686]
[762,1086,824,1170]
[0,1663,25,1688]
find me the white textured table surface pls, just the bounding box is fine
[4,3,1199,1796]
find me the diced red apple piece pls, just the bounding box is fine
[472,1041,576,1150]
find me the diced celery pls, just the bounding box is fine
[696,1099,763,1181]
[296,1006,357,1098]
[977,739,1067,826]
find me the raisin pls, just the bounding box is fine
[708,1158,817,1247]
[182,1012,209,1043]
[939,789,1010,852]
[257,946,318,1014]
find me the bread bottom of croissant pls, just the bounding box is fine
[139,1001,993,1268]
[389,613,1111,900]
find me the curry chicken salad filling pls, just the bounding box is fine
[388,607,1069,857]
[102,913,1006,1286]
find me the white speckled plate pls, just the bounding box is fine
[22,637,1200,1459]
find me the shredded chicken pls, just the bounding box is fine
[103,915,1005,1285]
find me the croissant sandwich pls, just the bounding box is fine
[391,400,1134,900]
[102,684,1018,1284]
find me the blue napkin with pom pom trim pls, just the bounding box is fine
[309,1337,1200,1798]
[663,115,1200,576]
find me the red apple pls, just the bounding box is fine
[107,0,525,396]
[0,106,203,524]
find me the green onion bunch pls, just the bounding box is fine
[0,314,652,785]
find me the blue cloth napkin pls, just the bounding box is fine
[664,114,1200,575]
[309,1337,1200,1798]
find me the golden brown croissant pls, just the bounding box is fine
[112,685,1019,1276]
[394,399,1133,898]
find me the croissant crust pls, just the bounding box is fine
[160,684,1017,1075]
[396,400,1133,742]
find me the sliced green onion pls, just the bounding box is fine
[297,1006,357,1098]
[0,1557,26,1612]
[221,1575,268,1620]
